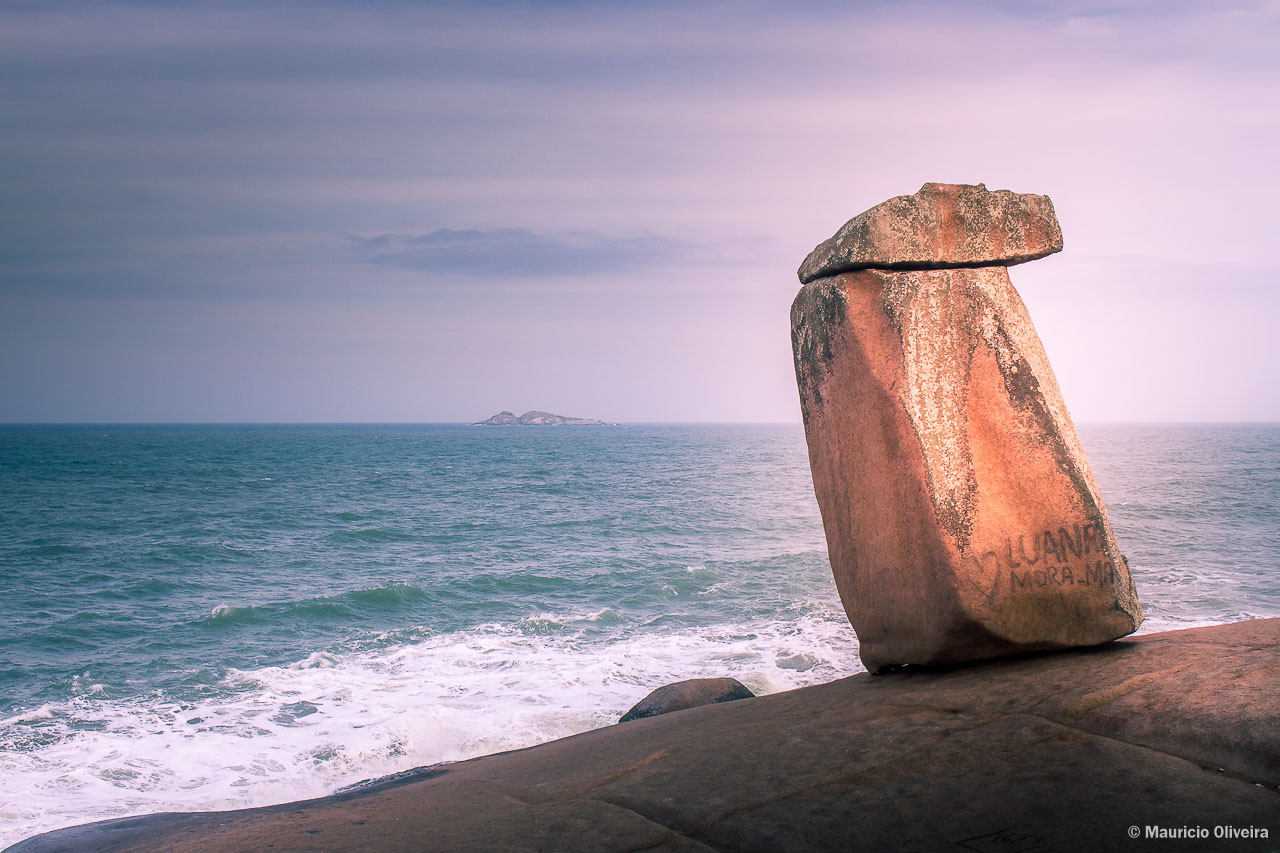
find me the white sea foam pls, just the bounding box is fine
[0,607,860,848]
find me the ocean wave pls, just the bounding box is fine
[19,543,93,557]
[0,607,860,847]
[126,577,191,596]
[514,608,622,634]
[202,583,435,630]
[327,528,416,543]
[206,604,263,625]
[346,582,430,606]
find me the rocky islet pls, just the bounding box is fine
[474,410,605,425]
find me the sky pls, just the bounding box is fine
[1,0,1277,423]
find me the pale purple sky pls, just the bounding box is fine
[1,0,1277,422]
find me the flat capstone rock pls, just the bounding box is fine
[797,182,1063,283]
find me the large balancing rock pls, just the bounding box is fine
[791,189,1142,672]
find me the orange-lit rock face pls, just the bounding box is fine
[791,265,1142,671]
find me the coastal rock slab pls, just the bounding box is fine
[14,620,1280,852]
[619,678,753,722]
[797,182,1063,283]
[791,263,1142,670]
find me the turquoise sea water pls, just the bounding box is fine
[1,423,1278,845]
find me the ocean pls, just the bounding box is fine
[1,423,1277,846]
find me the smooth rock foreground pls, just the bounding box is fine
[792,183,1142,671]
[10,619,1279,852]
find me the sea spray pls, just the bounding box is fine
[0,607,857,844]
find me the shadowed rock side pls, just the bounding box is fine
[10,620,1278,852]
[797,182,1063,283]
[791,186,1140,671]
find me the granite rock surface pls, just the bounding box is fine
[792,184,1140,670]
[797,182,1062,283]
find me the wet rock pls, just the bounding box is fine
[798,182,1062,283]
[791,185,1142,671]
[619,678,754,722]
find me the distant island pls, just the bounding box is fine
[473,410,606,426]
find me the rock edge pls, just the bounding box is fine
[798,182,1063,283]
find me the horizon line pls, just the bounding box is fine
[2,420,1279,427]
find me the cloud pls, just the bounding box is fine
[1,0,1278,420]
[349,228,697,277]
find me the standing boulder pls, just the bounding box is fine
[791,183,1142,672]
